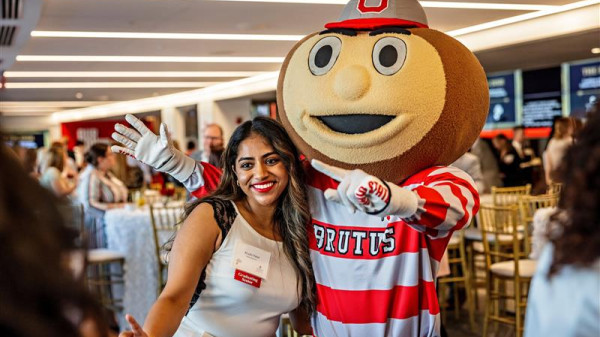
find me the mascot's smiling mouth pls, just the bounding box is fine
[316,114,395,134]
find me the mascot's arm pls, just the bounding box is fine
[111,114,222,197]
[403,166,480,238]
[312,160,479,237]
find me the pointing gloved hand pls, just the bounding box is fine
[311,159,418,217]
[111,114,196,182]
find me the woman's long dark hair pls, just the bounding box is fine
[548,109,600,276]
[185,117,316,314]
[0,145,108,337]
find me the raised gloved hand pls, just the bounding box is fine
[311,159,418,217]
[111,114,196,182]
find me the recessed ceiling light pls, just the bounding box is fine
[447,0,599,36]
[0,101,109,107]
[16,55,285,63]
[212,0,556,11]
[592,47,600,54]
[75,92,83,99]
[5,82,219,89]
[3,71,268,78]
[31,31,305,41]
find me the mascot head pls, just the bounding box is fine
[277,0,489,182]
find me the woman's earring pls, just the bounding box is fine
[236,180,240,187]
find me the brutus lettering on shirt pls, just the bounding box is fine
[311,222,396,258]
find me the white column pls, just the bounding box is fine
[160,106,186,151]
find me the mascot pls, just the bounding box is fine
[112,0,489,335]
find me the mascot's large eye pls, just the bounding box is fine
[372,37,407,76]
[309,36,342,76]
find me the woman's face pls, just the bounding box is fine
[97,148,116,171]
[234,134,289,208]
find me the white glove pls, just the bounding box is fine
[311,159,418,217]
[111,114,196,182]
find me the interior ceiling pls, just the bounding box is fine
[0,0,598,115]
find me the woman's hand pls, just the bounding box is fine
[119,314,149,337]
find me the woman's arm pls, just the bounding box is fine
[51,176,76,197]
[289,306,313,336]
[141,202,222,337]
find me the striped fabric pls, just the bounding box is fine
[306,165,479,337]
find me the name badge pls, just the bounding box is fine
[232,241,271,280]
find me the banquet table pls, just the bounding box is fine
[105,203,182,328]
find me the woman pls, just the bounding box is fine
[120,117,314,337]
[77,143,128,248]
[40,145,77,197]
[492,133,525,187]
[543,117,573,185]
[524,111,600,337]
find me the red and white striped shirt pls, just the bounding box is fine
[191,163,479,336]
[306,165,479,337]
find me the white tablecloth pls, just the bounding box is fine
[105,206,161,328]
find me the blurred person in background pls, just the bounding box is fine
[471,138,502,193]
[52,141,80,182]
[185,140,197,157]
[543,117,573,185]
[512,125,535,160]
[524,110,600,337]
[191,123,224,168]
[40,145,77,198]
[23,148,39,179]
[451,149,486,194]
[0,144,110,337]
[492,133,525,187]
[77,143,128,248]
[73,140,86,171]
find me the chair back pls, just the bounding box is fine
[547,182,562,195]
[149,204,184,293]
[491,184,531,206]
[479,205,524,271]
[518,194,559,256]
[149,204,184,255]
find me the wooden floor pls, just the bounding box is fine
[443,289,517,337]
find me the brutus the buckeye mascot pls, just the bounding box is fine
[113,0,489,335]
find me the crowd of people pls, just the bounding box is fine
[1,109,597,337]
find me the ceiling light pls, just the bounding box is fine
[4,71,268,78]
[4,82,219,89]
[592,47,600,54]
[212,0,556,11]
[0,101,114,107]
[16,55,285,63]
[447,0,600,36]
[31,31,304,41]
[51,72,280,122]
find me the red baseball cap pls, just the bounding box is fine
[325,0,429,30]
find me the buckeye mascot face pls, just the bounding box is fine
[277,0,489,182]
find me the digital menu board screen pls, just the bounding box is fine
[521,66,562,127]
[565,59,600,118]
[486,72,518,126]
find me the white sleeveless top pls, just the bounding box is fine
[174,200,300,337]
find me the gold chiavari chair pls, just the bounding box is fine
[480,205,536,337]
[279,315,312,337]
[437,230,476,332]
[491,184,531,206]
[547,182,562,196]
[149,204,185,295]
[465,184,532,308]
[518,194,559,257]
